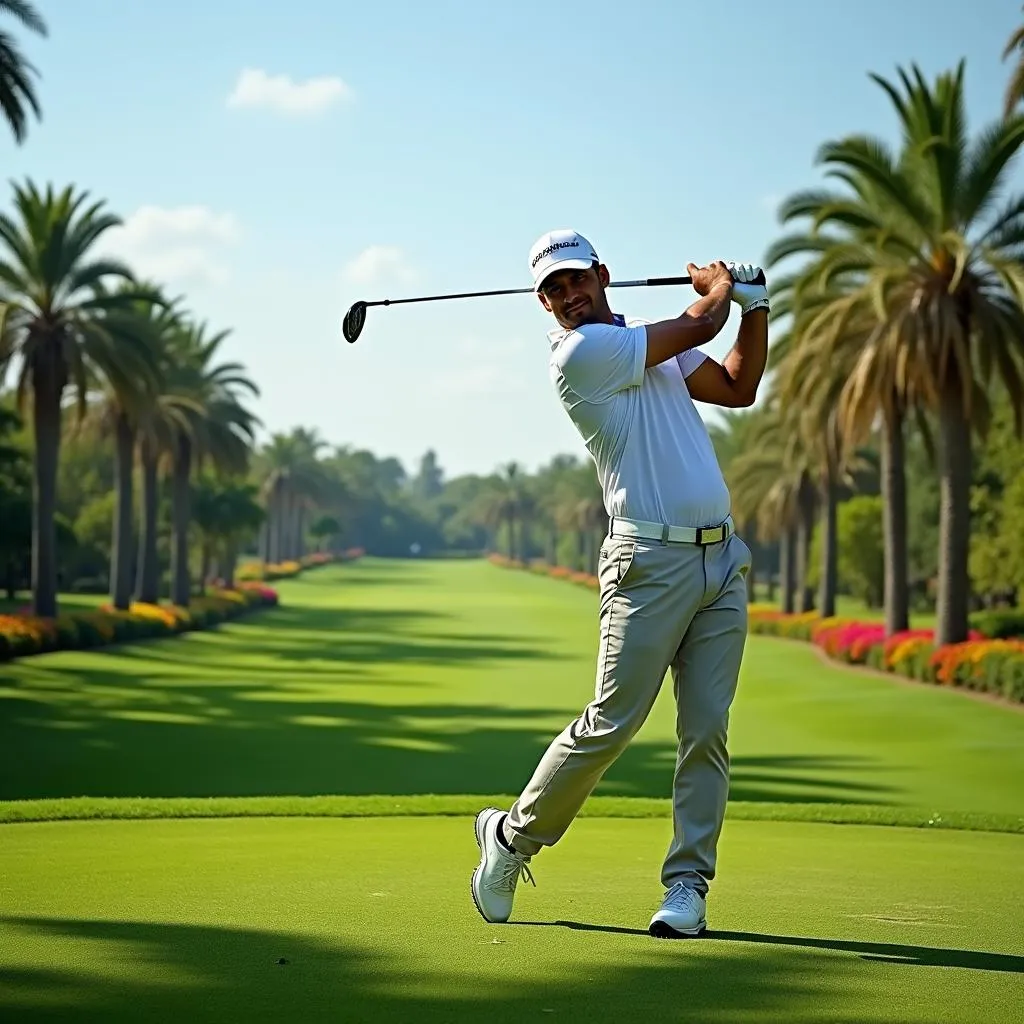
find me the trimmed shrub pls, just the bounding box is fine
[969,609,1024,640]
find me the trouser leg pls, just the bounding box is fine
[661,533,751,893]
[504,535,702,857]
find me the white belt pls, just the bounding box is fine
[609,514,734,546]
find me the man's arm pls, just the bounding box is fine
[643,260,735,368]
[683,308,769,407]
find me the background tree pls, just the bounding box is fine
[0,181,163,616]
[0,0,47,144]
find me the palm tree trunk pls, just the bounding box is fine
[795,474,816,613]
[880,407,910,635]
[936,386,972,646]
[548,527,558,566]
[780,526,796,613]
[199,540,211,596]
[135,443,160,603]
[171,435,192,607]
[30,357,65,619]
[506,512,515,560]
[818,465,838,619]
[110,411,135,611]
[293,503,305,560]
[274,487,289,562]
[224,539,238,588]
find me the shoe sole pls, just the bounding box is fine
[470,807,503,924]
[648,919,707,939]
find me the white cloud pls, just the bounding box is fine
[97,205,240,288]
[342,245,418,287]
[226,68,352,116]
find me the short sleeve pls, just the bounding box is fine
[556,322,646,402]
[676,349,708,379]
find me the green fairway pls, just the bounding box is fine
[2,558,1022,1023]
[1,559,1021,822]
[1,816,1021,1023]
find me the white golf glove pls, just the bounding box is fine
[728,262,770,316]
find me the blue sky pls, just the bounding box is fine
[0,0,1020,481]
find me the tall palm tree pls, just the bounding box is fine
[0,0,47,143]
[765,245,917,633]
[130,299,200,605]
[71,282,174,610]
[0,180,163,616]
[163,321,259,607]
[766,62,1024,644]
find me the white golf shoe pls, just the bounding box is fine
[648,882,707,938]
[470,807,535,923]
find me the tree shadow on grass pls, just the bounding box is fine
[101,606,554,671]
[0,915,895,1024]
[0,597,897,806]
[513,920,1024,974]
[0,667,898,804]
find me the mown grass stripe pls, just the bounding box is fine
[1,794,1021,834]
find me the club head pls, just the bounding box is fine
[343,301,367,343]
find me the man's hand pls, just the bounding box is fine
[686,261,734,298]
[728,262,770,316]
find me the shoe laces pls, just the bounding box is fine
[487,852,536,894]
[664,883,701,912]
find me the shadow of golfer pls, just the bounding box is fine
[511,921,1024,974]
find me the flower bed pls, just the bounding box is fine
[487,552,599,590]
[235,547,364,582]
[486,556,1024,705]
[749,606,1024,704]
[0,582,279,663]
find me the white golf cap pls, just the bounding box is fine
[528,228,599,291]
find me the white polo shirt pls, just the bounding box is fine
[548,313,731,529]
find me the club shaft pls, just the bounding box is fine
[364,276,693,308]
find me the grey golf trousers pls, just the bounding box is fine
[503,526,752,894]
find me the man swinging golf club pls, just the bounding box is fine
[471,228,769,937]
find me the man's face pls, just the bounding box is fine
[537,263,612,329]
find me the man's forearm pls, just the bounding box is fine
[722,309,768,404]
[683,282,732,339]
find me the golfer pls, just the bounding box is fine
[471,228,769,937]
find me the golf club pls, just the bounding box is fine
[341,269,766,343]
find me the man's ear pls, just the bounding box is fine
[537,292,552,312]
[597,263,610,287]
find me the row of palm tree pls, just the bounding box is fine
[0,180,261,617]
[725,45,1024,646]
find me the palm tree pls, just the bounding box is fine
[726,403,804,613]
[67,283,173,610]
[255,428,329,564]
[0,0,47,143]
[163,321,259,607]
[131,299,199,605]
[765,245,916,633]
[0,180,164,616]
[766,62,1024,643]
[708,406,769,602]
